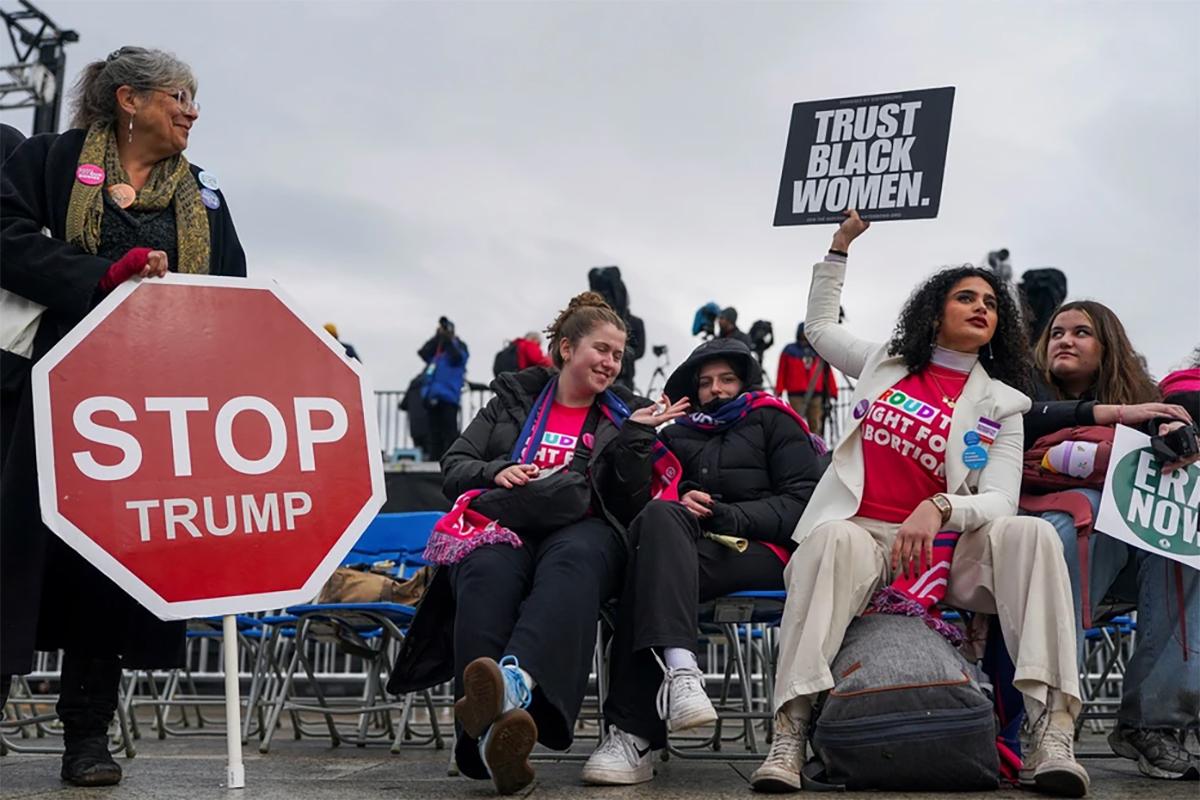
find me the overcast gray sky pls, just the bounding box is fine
[5,0,1198,395]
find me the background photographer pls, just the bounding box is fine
[588,266,645,391]
[418,316,469,460]
[716,306,753,350]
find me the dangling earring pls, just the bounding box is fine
[128,113,134,144]
[985,342,994,360]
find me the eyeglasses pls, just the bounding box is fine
[153,89,201,114]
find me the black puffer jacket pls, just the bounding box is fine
[388,367,655,695]
[1024,373,1099,449]
[441,366,656,526]
[660,338,823,549]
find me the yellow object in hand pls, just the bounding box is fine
[703,532,749,553]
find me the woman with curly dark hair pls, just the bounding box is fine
[887,265,1031,394]
[752,211,1087,797]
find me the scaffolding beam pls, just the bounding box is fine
[0,1,77,133]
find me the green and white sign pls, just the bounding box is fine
[1096,425,1200,570]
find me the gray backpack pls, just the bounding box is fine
[803,613,999,791]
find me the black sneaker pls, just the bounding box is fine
[1108,725,1200,780]
[61,735,122,786]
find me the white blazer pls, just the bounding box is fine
[792,257,1032,546]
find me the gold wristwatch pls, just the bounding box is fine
[929,494,953,525]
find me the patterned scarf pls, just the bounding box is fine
[513,377,683,499]
[65,122,210,274]
[676,390,828,454]
[423,378,682,565]
[865,531,965,645]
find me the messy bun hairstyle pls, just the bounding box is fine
[544,291,626,369]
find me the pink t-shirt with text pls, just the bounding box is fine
[857,364,967,523]
[528,402,590,472]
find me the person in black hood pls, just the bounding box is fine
[386,291,688,795]
[582,337,824,785]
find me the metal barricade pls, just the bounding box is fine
[374,380,857,463]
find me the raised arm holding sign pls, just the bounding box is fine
[755,195,1092,795]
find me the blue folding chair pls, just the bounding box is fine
[663,589,787,760]
[121,615,269,744]
[342,511,440,571]
[258,512,445,753]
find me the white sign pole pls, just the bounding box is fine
[223,614,246,789]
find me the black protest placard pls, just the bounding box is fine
[773,87,955,226]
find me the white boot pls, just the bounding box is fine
[750,712,807,793]
[581,726,655,785]
[1020,708,1090,797]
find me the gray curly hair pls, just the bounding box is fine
[70,46,197,129]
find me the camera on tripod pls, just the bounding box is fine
[692,302,721,339]
[748,320,774,360]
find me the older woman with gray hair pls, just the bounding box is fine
[0,46,245,786]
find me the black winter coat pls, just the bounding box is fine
[661,409,821,549]
[440,367,656,524]
[658,335,822,549]
[1023,373,1168,451]
[0,129,247,675]
[387,367,655,694]
[1023,374,1099,449]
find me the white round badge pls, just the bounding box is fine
[198,171,220,191]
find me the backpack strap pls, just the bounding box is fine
[1078,534,1092,629]
[1174,561,1190,663]
[800,757,846,792]
[564,403,604,476]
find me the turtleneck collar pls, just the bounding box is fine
[931,345,978,373]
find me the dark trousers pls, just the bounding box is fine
[449,517,625,777]
[603,500,785,748]
[425,401,460,461]
[56,651,122,743]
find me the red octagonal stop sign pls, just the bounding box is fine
[32,275,385,620]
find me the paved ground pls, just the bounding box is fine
[1,722,1196,800]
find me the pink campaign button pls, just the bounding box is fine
[76,164,105,186]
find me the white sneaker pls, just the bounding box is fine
[1020,711,1090,797]
[655,665,718,732]
[581,727,655,785]
[750,712,806,793]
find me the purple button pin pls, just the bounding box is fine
[200,188,221,210]
[853,399,869,419]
